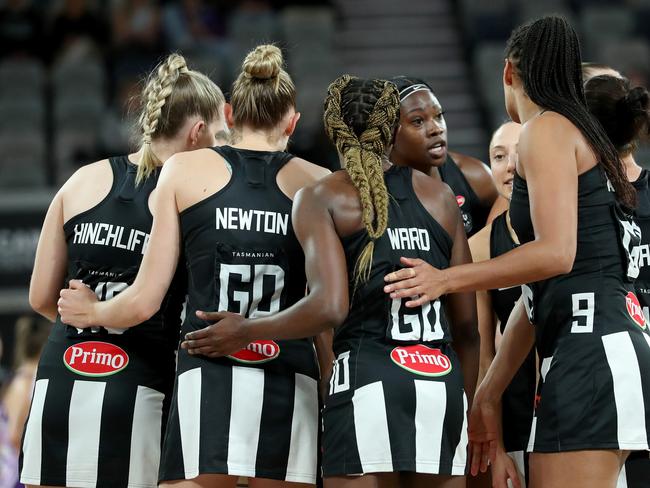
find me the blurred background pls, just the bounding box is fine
[0,0,649,369]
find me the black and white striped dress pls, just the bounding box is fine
[511,166,650,454]
[158,146,319,484]
[322,166,468,476]
[20,156,186,488]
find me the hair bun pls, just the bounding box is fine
[625,86,650,115]
[242,44,283,80]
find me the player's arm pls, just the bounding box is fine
[468,225,498,385]
[385,114,579,303]
[29,191,67,321]
[57,157,184,328]
[441,194,480,402]
[468,298,535,475]
[181,181,349,356]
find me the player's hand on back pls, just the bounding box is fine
[58,280,99,328]
[383,256,449,306]
[181,310,250,357]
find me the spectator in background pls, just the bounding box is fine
[0,335,19,488]
[111,0,163,82]
[48,0,108,67]
[0,0,44,60]
[162,0,224,52]
[0,315,50,488]
[2,315,51,453]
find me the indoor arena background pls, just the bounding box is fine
[0,0,649,374]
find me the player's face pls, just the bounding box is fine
[489,122,521,200]
[391,90,448,173]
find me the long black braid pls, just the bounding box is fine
[506,15,636,207]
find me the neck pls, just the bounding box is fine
[233,126,287,152]
[515,93,544,124]
[623,153,642,182]
[131,137,189,165]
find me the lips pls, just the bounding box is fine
[427,140,446,158]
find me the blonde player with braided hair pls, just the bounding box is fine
[58,43,329,487]
[22,53,226,488]
[180,74,479,487]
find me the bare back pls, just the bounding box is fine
[170,147,329,213]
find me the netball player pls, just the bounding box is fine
[23,53,226,488]
[389,76,498,237]
[383,16,650,488]
[179,75,480,487]
[467,122,533,488]
[585,73,650,488]
[58,44,329,487]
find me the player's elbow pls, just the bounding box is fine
[320,295,348,329]
[548,244,575,275]
[134,300,159,324]
[29,290,57,321]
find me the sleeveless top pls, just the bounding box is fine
[488,211,536,452]
[179,145,318,379]
[510,164,640,354]
[58,156,186,350]
[336,165,454,353]
[489,211,521,330]
[439,154,489,237]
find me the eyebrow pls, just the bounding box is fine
[405,107,443,115]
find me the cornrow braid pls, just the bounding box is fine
[323,75,400,285]
[137,54,189,184]
[506,15,636,208]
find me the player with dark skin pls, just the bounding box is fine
[182,76,480,488]
[389,78,499,236]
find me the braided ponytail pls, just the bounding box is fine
[136,53,225,185]
[138,54,189,184]
[323,75,400,285]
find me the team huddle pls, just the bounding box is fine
[18,14,650,488]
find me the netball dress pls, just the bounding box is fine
[20,156,186,488]
[322,165,468,477]
[620,169,650,488]
[510,165,650,453]
[159,146,319,484]
[489,211,535,483]
[439,155,490,237]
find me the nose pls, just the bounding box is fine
[506,151,517,173]
[427,119,444,137]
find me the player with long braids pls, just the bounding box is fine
[384,16,650,488]
[22,53,226,488]
[186,74,480,487]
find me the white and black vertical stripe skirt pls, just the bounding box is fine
[159,349,319,484]
[528,284,650,454]
[321,341,468,477]
[20,328,175,488]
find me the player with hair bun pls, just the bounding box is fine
[192,74,480,487]
[58,44,329,488]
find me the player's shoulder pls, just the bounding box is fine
[449,151,492,181]
[61,158,112,194]
[412,168,458,213]
[287,157,331,183]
